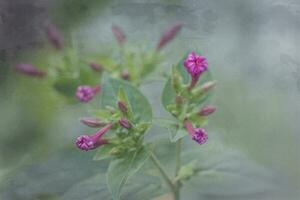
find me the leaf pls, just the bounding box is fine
[100,73,152,123]
[93,144,114,161]
[180,139,282,199]
[153,117,188,142]
[106,147,150,200]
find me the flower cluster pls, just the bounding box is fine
[167,51,216,144]
[75,89,149,156]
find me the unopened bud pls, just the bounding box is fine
[157,22,183,50]
[46,23,63,50]
[118,101,128,114]
[112,24,126,45]
[192,81,217,98]
[198,105,216,116]
[15,63,47,78]
[121,70,130,80]
[200,81,217,92]
[118,118,132,129]
[80,117,106,127]
[89,62,102,72]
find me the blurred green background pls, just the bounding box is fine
[0,0,299,199]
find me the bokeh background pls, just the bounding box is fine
[0,0,300,199]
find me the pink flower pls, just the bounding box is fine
[192,128,208,144]
[46,23,63,50]
[184,120,208,144]
[112,25,126,45]
[198,105,216,116]
[76,85,101,103]
[75,124,112,151]
[15,63,47,78]
[184,52,208,90]
[156,22,183,50]
[184,52,208,77]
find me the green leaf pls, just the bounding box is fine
[153,117,187,142]
[106,147,150,200]
[100,73,152,123]
[93,144,114,161]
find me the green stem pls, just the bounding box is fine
[174,138,182,200]
[149,151,175,193]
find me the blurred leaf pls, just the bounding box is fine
[62,172,166,200]
[180,139,281,199]
[100,73,152,123]
[107,147,150,200]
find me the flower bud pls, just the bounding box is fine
[118,118,132,129]
[198,105,216,116]
[75,124,112,151]
[118,101,128,114]
[80,117,106,127]
[15,63,47,78]
[156,22,183,50]
[121,70,130,80]
[89,62,102,72]
[200,81,217,92]
[76,85,101,103]
[112,25,126,45]
[46,23,63,50]
[191,81,217,98]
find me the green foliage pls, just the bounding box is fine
[107,146,151,200]
[100,73,152,123]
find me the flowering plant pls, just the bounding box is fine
[14,23,217,200]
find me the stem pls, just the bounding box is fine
[149,151,175,193]
[174,138,182,200]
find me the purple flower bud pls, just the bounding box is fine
[198,105,216,116]
[80,117,106,127]
[118,101,128,114]
[184,52,208,90]
[184,120,208,145]
[75,124,112,151]
[15,63,47,78]
[46,23,63,50]
[89,62,102,72]
[156,22,183,50]
[121,70,130,80]
[76,85,101,103]
[119,118,132,129]
[112,25,126,45]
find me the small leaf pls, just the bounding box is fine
[106,147,150,200]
